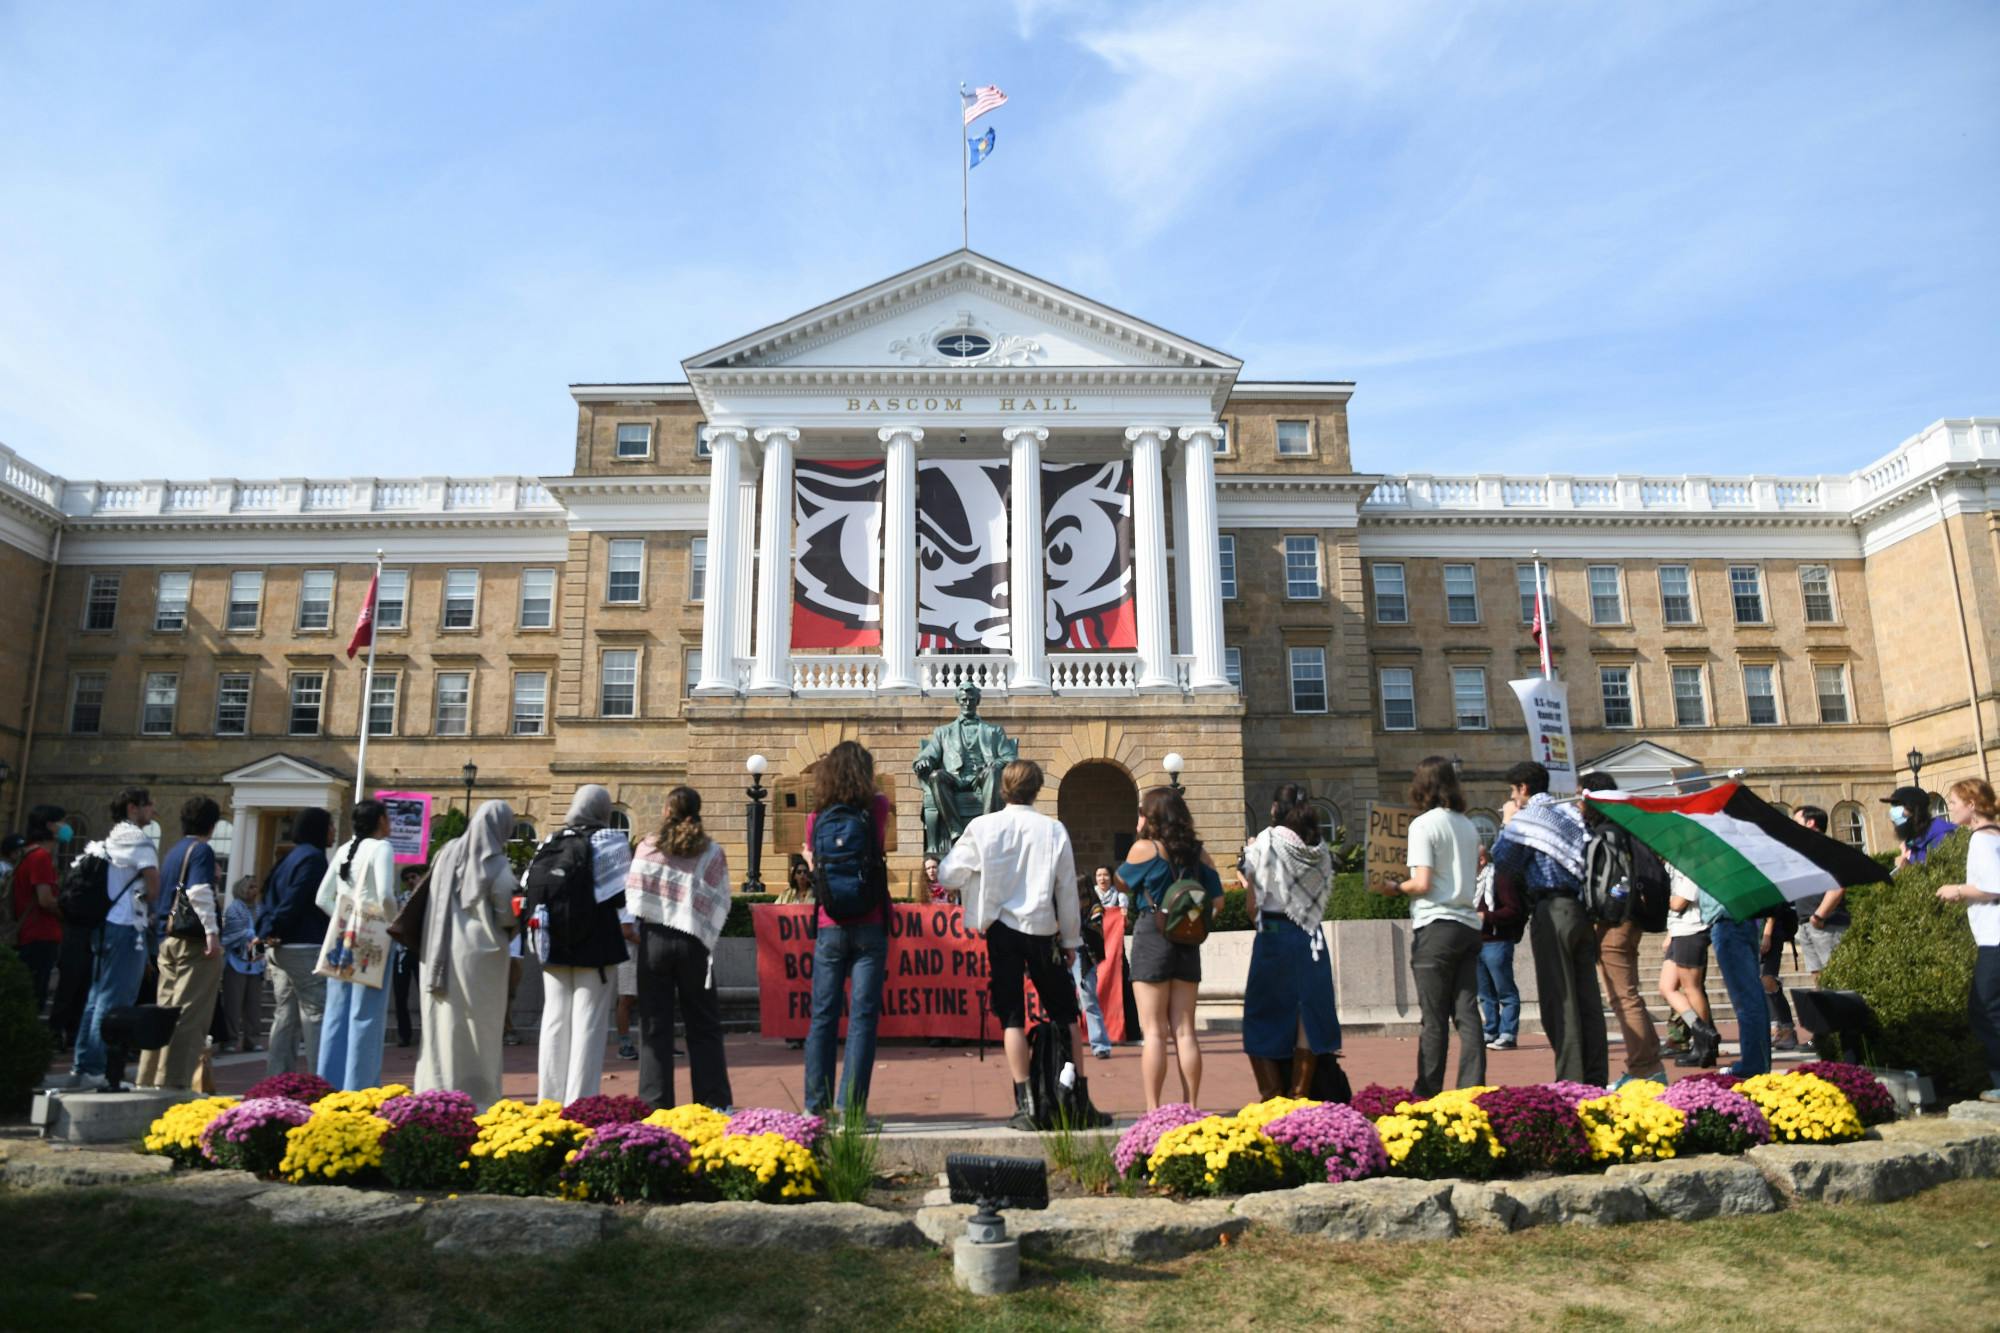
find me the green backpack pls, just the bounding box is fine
[1156,868,1212,946]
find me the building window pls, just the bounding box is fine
[366,671,399,737]
[1212,421,1231,455]
[1275,420,1312,456]
[1451,667,1489,730]
[154,572,191,632]
[601,650,639,718]
[1833,802,1867,849]
[69,672,107,734]
[140,672,179,736]
[377,569,408,630]
[1815,664,1851,724]
[1599,666,1634,728]
[84,573,120,630]
[1516,565,1553,625]
[434,672,471,736]
[227,572,263,631]
[1587,565,1624,624]
[1441,564,1479,624]
[1371,563,1407,623]
[1380,667,1416,730]
[519,568,555,629]
[1224,646,1242,690]
[1217,535,1237,600]
[1743,664,1779,726]
[215,673,251,736]
[1469,810,1501,847]
[288,672,325,736]
[297,570,335,632]
[512,672,548,735]
[1670,666,1707,727]
[615,423,652,459]
[1284,536,1321,599]
[1728,565,1765,624]
[1658,565,1695,625]
[1800,565,1837,623]
[607,540,644,604]
[694,425,712,458]
[683,649,702,698]
[1289,648,1327,713]
[443,569,479,630]
[689,537,707,602]
[607,808,631,833]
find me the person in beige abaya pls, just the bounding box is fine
[415,800,518,1110]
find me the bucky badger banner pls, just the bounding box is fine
[916,459,1012,651]
[792,459,885,649]
[1042,461,1136,650]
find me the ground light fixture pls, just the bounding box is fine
[945,1152,1049,1294]
[744,754,769,894]
[1162,751,1185,795]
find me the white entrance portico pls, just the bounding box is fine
[679,250,1245,699]
[222,753,349,883]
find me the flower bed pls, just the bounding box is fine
[202,1097,314,1175]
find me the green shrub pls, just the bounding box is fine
[720,895,778,938]
[1328,872,1408,921]
[0,946,54,1112]
[1820,830,1985,1096]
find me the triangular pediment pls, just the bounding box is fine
[684,250,1241,375]
[221,752,350,788]
[1579,740,1705,786]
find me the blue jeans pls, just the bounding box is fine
[804,922,888,1114]
[1072,950,1110,1055]
[1710,916,1770,1077]
[318,976,390,1091]
[72,923,147,1077]
[1476,939,1520,1042]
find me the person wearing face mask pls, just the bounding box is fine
[1884,785,1957,871]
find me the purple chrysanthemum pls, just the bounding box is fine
[1114,1103,1205,1177]
[379,1089,480,1148]
[200,1097,314,1173]
[242,1072,334,1105]
[724,1107,825,1149]
[1677,1070,1744,1092]
[1351,1084,1416,1120]
[1264,1103,1388,1183]
[1475,1085,1593,1173]
[1540,1080,1608,1105]
[561,1093,655,1129]
[1792,1061,1896,1126]
[1658,1078,1771,1153]
[560,1121,695,1203]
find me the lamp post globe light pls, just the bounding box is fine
[1162,752,1185,795]
[461,760,478,816]
[1907,748,1924,784]
[744,754,770,894]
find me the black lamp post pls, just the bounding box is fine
[1907,748,1924,786]
[461,760,478,816]
[0,758,11,817]
[1163,752,1185,796]
[744,754,769,894]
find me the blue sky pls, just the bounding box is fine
[2,1,1994,483]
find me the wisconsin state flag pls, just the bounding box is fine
[346,572,379,659]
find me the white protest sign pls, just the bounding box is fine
[1508,676,1578,796]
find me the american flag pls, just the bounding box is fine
[961,84,1007,126]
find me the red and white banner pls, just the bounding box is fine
[345,572,379,660]
[792,460,885,649]
[1042,460,1135,650]
[917,459,1011,651]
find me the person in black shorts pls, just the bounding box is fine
[1117,786,1223,1111]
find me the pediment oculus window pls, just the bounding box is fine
[934,331,992,359]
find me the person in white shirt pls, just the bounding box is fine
[66,788,161,1088]
[1935,778,2000,1103]
[1385,756,1486,1097]
[937,759,1084,1130]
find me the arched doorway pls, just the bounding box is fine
[1059,761,1140,879]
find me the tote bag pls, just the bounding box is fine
[315,882,392,989]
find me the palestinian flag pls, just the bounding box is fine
[1584,781,1889,922]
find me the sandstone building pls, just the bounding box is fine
[1,252,1994,884]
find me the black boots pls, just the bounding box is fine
[1008,1081,1037,1132]
[1673,1020,1721,1068]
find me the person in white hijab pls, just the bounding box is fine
[415,800,517,1110]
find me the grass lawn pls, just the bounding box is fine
[4,1179,1998,1331]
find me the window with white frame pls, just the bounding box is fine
[1599,665,1634,728]
[141,672,178,736]
[434,672,471,736]
[154,572,191,632]
[607,808,631,833]
[694,424,712,458]
[1587,565,1624,624]
[376,569,408,630]
[1742,663,1779,726]
[227,572,263,631]
[1516,565,1553,625]
[1380,667,1416,730]
[683,649,701,698]
[1443,564,1480,623]
[1212,421,1231,455]
[1834,802,1867,849]
[1451,667,1489,729]
[288,672,325,736]
[607,540,643,604]
[1670,665,1707,727]
[1289,648,1327,713]
[512,672,548,735]
[1284,536,1321,599]
[519,568,555,629]
[1372,562,1407,623]
[1814,664,1851,724]
[1275,420,1312,456]
[69,673,106,733]
[1224,646,1242,691]
[297,570,335,631]
[1799,565,1837,623]
[443,569,479,629]
[615,423,652,459]
[1217,535,1237,600]
[1728,565,1765,624]
[84,573,120,630]
[601,649,639,718]
[690,537,707,602]
[366,671,399,737]
[1658,565,1695,625]
[215,673,251,736]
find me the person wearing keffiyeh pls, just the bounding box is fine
[1238,785,1341,1099]
[1489,761,1609,1087]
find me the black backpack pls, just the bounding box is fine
[1760,900,1800,951]
[1024,1019,1111,1130]
[810,803,889,924]
[1625,842,1671,933]
[58,845,140,931]
[520,827,626,970]
[1580,828,1633,926]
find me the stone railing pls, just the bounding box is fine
[1048,653,1143,694]
[0,443,61,508]
[56,475,567,520]
[1853,417,2000,503]
[1365,473,1852,515]
[919,654,1011,695]
[790,655,883,695]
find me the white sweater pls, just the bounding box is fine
[937,803,1081,948]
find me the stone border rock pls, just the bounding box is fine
[5,1117,1997,1259]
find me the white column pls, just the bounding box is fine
[877,425,924,694]
[1177,424,1231,692]
[733,474,757,667]
[1003,425,1050,693]
[747,427,799,695]
[694,426,750,695]
[231,805,262,886]
[1124,425,1177,690]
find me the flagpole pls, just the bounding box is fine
[354,548,382,803]
[959,86,969,248]
[1560,768,1747,805]
[1533,549,1551,680]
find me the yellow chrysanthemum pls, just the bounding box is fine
[1735,1072,1864,1144]
[1576,1083,1684,1162]
[313,1084,413,1115]
[143,1096,241,1163]
[279,1109,390,1183]
[643,1103,731,1148]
